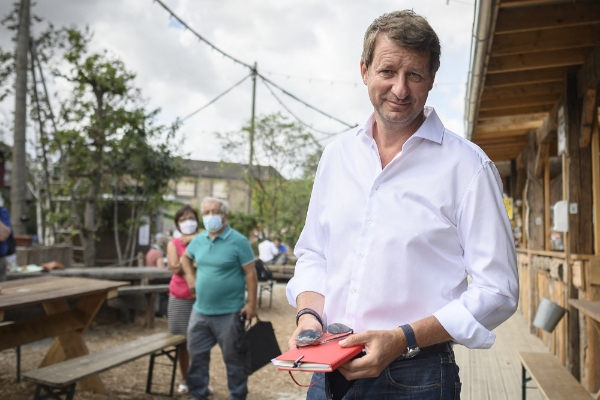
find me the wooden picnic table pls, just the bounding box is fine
[0,276,128,394]
[7,266,172,283]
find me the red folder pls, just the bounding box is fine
[272,334,365,372]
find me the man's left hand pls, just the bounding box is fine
[240,303,257,321]
[338,329,406,380]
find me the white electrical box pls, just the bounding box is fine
[553,200,569,232]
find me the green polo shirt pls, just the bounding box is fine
[187,225,255,315]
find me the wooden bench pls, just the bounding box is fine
[116,284,170,328]
[23,332,185,400]
[519,352,593,400]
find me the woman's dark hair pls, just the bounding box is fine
[174,205,199,230]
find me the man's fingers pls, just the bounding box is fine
[339,331,369,347]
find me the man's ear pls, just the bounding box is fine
[360,61,368,85]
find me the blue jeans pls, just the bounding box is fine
[187,310,248,400]
[306,351,461,400]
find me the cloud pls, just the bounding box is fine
[0,0,475,162]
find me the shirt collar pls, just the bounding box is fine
[355,107,445,144]
[201,225,233,241]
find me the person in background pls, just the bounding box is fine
[0,194,12,282]
[273,238,288,265]
[145,235,171,317]
[166,205,212,395]
[145,235,171,268]
[258,238,279,265]
[181,197,257,400]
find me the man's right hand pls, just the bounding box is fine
[186,275,196,297]
[287,314,323,350]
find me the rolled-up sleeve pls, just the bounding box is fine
[434,162,519,348]
[286,162,328,307]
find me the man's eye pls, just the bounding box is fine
[408,72,423,81]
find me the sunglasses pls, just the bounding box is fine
[296,323,353,348]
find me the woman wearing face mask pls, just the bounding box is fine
[166,205,212,395]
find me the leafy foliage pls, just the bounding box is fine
[47,28,184,265]
[218,113,321,247]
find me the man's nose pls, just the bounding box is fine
[390,74,409,99]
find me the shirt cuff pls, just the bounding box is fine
[285,266,327,307]
[433,300,496,349]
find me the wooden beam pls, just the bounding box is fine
[484,67,567,88]
[492,24,600,57]
[535,142,549,179]
[592,108,600,255]
[577,43,600,98]
[495,2,600,35]
[488,47,593,74]
[536,92,564,146]
[544,151,551,250]
[580,88,597,148]
[475,135,528,146]
[480,93,558,111]
[0,309,86,352]
[481,82,564,102]
[475,129,531,141]
[479,104,554,120]
[476,113,548,134]
[500,0,561,8]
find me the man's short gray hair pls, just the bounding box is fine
[362,10,441,75]
[201,197,229,214]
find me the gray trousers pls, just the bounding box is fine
[187,310,248,400]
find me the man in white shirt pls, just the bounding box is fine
[286,10,518,400]
[258,239,280,264]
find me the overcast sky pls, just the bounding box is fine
[0,0,476,169]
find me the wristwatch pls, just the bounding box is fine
[399,324,420,359]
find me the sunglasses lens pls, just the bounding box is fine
[327,323,352,334]
[297,329,322,346]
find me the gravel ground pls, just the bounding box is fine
[0,283,311,400]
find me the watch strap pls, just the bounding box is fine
[399,324,418,351]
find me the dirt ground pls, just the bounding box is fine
[0,283,313,400]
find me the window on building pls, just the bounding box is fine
[212,180,228,199]
[176,180,196,197]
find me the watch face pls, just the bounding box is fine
[401,347,420,359]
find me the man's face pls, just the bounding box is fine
[201,201,227,225]
[274,239,281,246]
[361,34,434,132]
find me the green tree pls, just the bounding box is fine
[218,112,321,246]
[49,29,183,266]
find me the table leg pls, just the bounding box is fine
[145,293,155,329]
[38,292,108,394]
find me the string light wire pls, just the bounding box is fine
[180,73,253,122]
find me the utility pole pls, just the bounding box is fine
[11,0,31,235]
[247,62,257,214]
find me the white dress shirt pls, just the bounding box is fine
[286,107,518,349]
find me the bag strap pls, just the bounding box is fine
[244,315,262,330]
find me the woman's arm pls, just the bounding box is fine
[167,241,183,275]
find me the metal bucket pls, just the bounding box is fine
[533,297,566,332]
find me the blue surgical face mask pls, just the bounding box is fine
[203,215,223,233]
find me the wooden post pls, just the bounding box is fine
[592,108,600,256]
[545,151,551,251]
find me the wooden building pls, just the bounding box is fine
[465,0,600,392]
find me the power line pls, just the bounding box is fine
[152,0,356,130]
[263,70,361,87]
[259,74,356,129]
[180,73,252,122]
[261,78,353,137]
[153,0,252,69]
